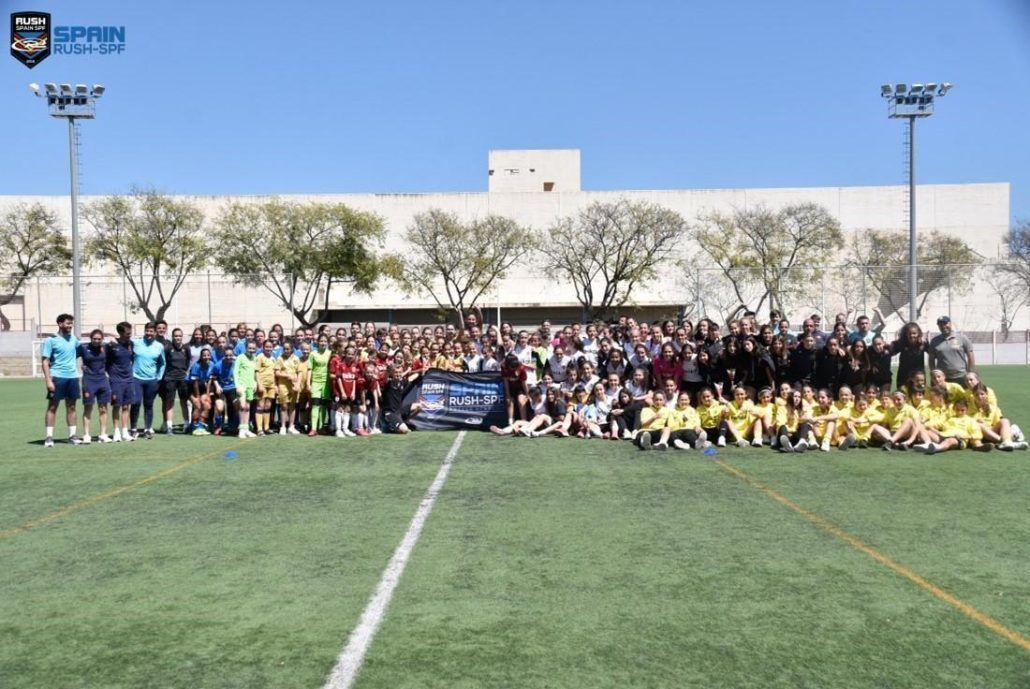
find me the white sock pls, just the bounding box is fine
[68,425,77,438]
[342,412,351,431]
[46,426,54,439]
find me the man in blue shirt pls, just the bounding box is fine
[129,321,166,440]
[41,313,82,447]
[107,321,138,442]
[77,328,112,443]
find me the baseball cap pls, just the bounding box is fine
[937,315,951,325]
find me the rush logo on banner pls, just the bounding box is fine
[403,369,508,431]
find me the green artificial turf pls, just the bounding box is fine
[0,367,1028,688]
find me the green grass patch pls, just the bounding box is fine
[1,367,1028,688]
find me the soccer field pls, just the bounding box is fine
[1,368,1028,688]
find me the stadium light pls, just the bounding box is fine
[28,82,107,332]
[880,81,954,323]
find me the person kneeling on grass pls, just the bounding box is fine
[636,390,671,451]
[382,364,421,434]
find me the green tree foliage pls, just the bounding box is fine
[695,203,842,315]
[402,209,537,326]
[847,228,982,321]
[0,203,71,325]
[214,199,390,327]
[541,200,686,319]
[83,189,207,322]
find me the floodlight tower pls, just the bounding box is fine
[28,82,106,331]
[880,82,953,324]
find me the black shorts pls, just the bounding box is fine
[222,389,238,407]
[161,379,190,405]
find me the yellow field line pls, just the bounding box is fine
[0,443,240,542]
[712,458,1030,652]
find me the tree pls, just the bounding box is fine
[0,203,71,328]
[214,199,391,327]
[982,268,1027,338]
[540,200,685,319]
[999,218,1030,292]
[401,209,537,326]
[694,203,842,315]
[846,229,982,322]
[83,189,208,322]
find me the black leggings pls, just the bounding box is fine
[634,429,664,448]
[670,429,702,445]
[776,422,813,442]
[702,421,730,440]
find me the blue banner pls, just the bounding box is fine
[403,369,507,431]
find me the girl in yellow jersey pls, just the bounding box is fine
[636,390,672,450]
[931,369,968,412]
[805,388,838,452]
[923,397,989,454]
[863,384,881,413]
[776,389,812,452]
[697,387,730,448]
[833,386,856,446]
[909,386,951,450]
[840,396,883,450]
[726,386,761,447]
[274,341,301,435]
[752,387,777,446]
[800,384,816,414]
[972,384,1027,450]
[664,391,708,450]
[871,391,921,450]
[253,340,278,436]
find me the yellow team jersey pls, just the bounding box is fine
[943,382,966,407]
[752,402,776,423]
[640,406,671,430]
[867,399,882,412]
[726,400,754,432]
[848,408,883,441]
[295,359,311,392]
[775,405,801,432]
[667,406,701,432]
[255,354,277,388]
[973,403,1002,427]
[920,404,950,431]
[432,354,448,370]
[698,401,726,429]
[809,404,837,437]
[882,404,917,432]
[939,415,983,441]
[275,356,300,389]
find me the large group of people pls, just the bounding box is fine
[39,307,1026,454]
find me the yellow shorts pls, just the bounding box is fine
[277,385,297,405]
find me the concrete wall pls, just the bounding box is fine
[488,149,581,193]
[0,180,1014,334]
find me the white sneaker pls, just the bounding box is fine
[622,429,633,440]
[68,436,82,445]
[112,430,122,442]
[127,432,136,442]
[1014,441,1029,451]
[1011,424,1024,442]
[752,438,763,447]
[279,427,287,436]
[912,442,929,450]
[653,441,669,451]
[44,437,54,448]
[335,429,346,438]
[737,439,749,448]
[82,435,92,445]
[98,434,112,443]
[794,439,808,452]
[717,436,726,448]
[673,439,691,450]
[779,434,793,453]
[820,441,831,452]
[370,428,382,435]
[639,432,652,450]
[694,432,707,450]
[288,426,301,435]
[343,429,356,438]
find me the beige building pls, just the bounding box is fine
[0,149,1015,335]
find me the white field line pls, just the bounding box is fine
[322,431,467,689]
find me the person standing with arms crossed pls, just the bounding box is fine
[928,316,975,386]
[41,313,82,447]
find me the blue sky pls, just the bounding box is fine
[3,0,1029,222]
